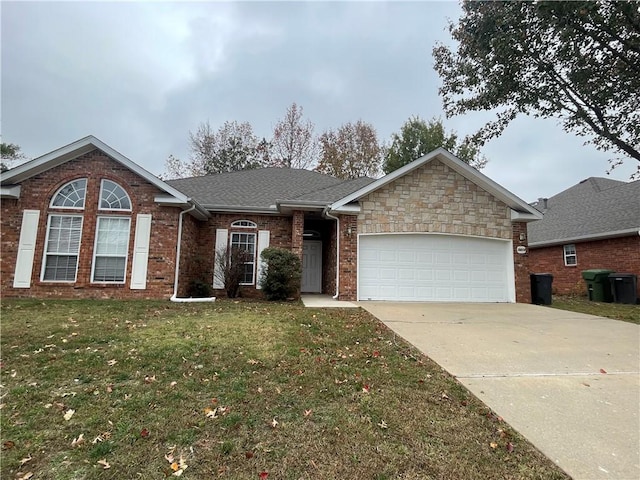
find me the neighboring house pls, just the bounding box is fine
[1,136,542,303]
[527,177,640,295]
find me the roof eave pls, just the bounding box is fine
[529,228,640,248]
[202,205,281,215]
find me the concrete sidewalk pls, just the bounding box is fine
[360,302,640,480]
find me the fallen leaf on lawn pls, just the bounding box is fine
[97,459,110,469]
[71,433,85,447]
[271,418,278,428]
[171,462,179,471]
[304,409,312,417]
[63,409,75,421]
[362,384,370,393]
[170,381,177,387]
[245,451,254,459]
[44,403,53,409]
[247,359,260,365]
[165,453,175,463]
[107,359,117,366]
[372,351,380,357]
[377,420,388,429]
[600,368,607,374]
[506,442,514,453]
[259,472,269,479]
[140,428,150,438]
[144,375,156,383]
[497,428,507,438]
[106,384,113,393]
[2,440,15,450]
[441,392,450,400]
[489,442,498,449]
[16,472,33,480]
[19,454,33,466]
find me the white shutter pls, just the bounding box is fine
[130,214,152,289]
[255,230,270,289]
[13,210,40,288]
[213,228,228,289]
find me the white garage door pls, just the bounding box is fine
[358,234,514,302]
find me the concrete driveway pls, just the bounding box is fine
[360,302,640,480]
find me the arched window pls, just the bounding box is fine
[42,179,87,282]
[99,179,131,210]
[50,179,87,209]
[231,220,257,229]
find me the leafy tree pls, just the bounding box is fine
[433,1,640,171]
[1,142,27,172]
[383,116,487,174]
[259,247,302,301]
[270,102,319,169]
[316,120,382,179]
[164,121,264,178]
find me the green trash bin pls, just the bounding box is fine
[581,269,614,302]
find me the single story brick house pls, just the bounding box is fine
[528,177,640,296]
[1,136,543,302]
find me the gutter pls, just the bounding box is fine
[323,207,340,300]
[170,202,216,303]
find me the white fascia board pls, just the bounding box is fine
[0,185,21,199]
[330,204,361,214]
[510,209,543,222]
[330,148,540,217]
[204,205,280,215]
[528,228,640,248]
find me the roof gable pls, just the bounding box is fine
[330,148,541,218]
[528,177,640,246]
[0,136,209,219]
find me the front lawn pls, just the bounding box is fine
[551,295,640,324]
[1,299,568,479]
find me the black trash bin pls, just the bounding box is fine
[530,273,553,305]
[608,273,638,304]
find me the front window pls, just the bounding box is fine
[41,215,83,281]
[231,232,256,284]
[563,244,577,266]
[92,217,131,283]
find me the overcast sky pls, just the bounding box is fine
[2,1,636,203]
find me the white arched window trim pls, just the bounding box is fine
[99,179,132,211]
[231,220,257,229]
[49,178,87,209]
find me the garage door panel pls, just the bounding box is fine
[359,234,511,302]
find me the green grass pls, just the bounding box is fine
[1,299,569,479]
[551,295,640,324]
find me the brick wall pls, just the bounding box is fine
[529,235,640,296]
[512,222,532,303]
[1,150,181,299]
[338,215,358,300]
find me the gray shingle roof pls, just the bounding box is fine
[166,168,373,210]
[527,177,640,246]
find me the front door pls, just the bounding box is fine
[301,240,322,293]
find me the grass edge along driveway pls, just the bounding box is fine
[1,299,569,479]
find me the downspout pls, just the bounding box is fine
[170,203,216,303]
[323,207,340,299]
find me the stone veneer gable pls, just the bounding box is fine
[357,159,512,239]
